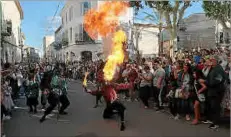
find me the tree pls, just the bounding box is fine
[142,3,165,54]
[130,1,193,56]
[132,24,144,64]
[203,1,231,44]
[203,1,231,28]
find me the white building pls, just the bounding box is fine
[23,46,40,63]
[215,21,231,47]
[43,35,54,59]
[54,1,134,62]
[131,23,159,57]
[1,0,24,63]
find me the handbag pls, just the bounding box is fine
[194,84,205,102]
[175,89,183,98]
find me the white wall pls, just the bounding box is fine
[137,27,159,55]
[2,1,22,63]
[43,36,54,57]
[216,21,231,45]
[44,36,54,48]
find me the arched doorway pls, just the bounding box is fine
[81,51,92,62]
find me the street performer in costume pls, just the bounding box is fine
[83,69,131,131]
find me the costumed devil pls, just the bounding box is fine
[83,64,131,131]
[40,68,70,123]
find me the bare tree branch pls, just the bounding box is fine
[178,1,191,24]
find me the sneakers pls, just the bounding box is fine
[126,98,131,102]
[185,115,191,121]
[3,115,11,120]
[209,124,219,129]
[174,114,180,120]
[202,120,213,124]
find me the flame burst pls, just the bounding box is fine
[84,1,128,81]
[103,30,127,81]
[83,72,89,86]
[84,1,128,39]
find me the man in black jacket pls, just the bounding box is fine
[200,56,226,129]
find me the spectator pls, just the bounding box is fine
[200,56,226,129]
[153,60,166,111]
[192,69,207,125]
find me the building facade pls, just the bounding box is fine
[1,0,24,63]
[215,21,231,47]
[131,23,159,57]
[54,1,134,62]
[43,35,54,59]
[23,46,40,63]
[178,13,217,50]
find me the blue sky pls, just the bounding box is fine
[135,1,204,23]
[20,1,204,50]
[20,1,64,50]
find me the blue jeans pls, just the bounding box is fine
[19,86,25,96]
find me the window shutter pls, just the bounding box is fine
[79,24,83,41]
[220,32,223,43]
[81,2,84,16]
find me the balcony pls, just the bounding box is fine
[1,20,12,36]
[75,32,95,45]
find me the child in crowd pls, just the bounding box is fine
[2,80,14,117]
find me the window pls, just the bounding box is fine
[75,26,79,41]
[81,2,91,15]
[69,7,73,21]
[177,36,180,42]
[219,32,223,43]
[226,32,230,43]
[70,27,72,43]
[62,17,64,25]
[79,24,83,41]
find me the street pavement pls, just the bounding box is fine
[4,80,230,137]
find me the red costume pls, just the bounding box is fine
[84,69,130,131]
[89,70,131,102]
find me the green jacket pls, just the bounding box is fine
[26,81,39,98]
[51,75,60,89]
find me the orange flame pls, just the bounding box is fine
[84,1,128,39]
[83,72,89,86]
[103,30,127,81]
[84,1,128,81]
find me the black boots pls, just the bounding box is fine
[120,121,126,131]
[40,115,46,123]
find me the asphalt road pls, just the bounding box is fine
[3,80,230,137]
